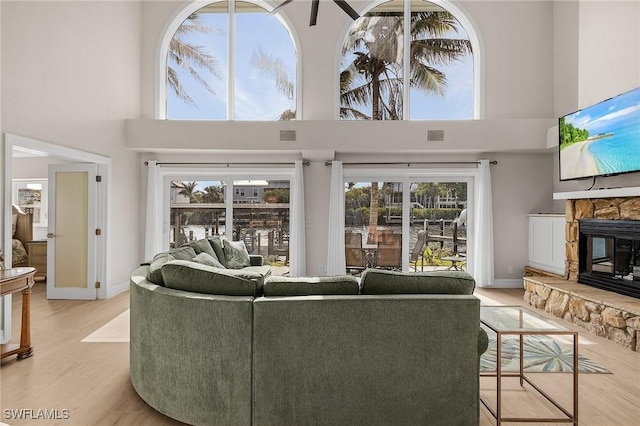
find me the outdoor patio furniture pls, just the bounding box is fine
[345,231,365,272]
[410,230,428,271]
[376,233,402,270]
[441,255,466,271]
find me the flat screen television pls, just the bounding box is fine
[559,86,640,181]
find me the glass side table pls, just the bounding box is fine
[480,305,578,425]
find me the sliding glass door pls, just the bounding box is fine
[165,170,293,276]
[345,181,403,272]
[342,169,472,274]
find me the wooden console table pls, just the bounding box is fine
[1,267,36,360]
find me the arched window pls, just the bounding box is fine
[161,1,298,120]
[339,0,479,120]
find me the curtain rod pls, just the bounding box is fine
[145,161,310,167]
[323,160,497,166]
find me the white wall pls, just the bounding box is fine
[1,1,143,290]
[552,0,640,211]
[490,152,556,280]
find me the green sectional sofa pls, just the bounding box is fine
[130,262,488,426]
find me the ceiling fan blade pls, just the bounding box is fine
[309,0,320,26]
[333,0,360,21]
[270,0,294,15]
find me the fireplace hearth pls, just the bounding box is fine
[579,219,640,299]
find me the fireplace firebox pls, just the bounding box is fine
[578,219,640,299]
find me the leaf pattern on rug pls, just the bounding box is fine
[480,334,611,374]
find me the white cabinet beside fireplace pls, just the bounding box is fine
[528,214,566,276]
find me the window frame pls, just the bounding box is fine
[158,166,295,247]
[342,167,475,271]
[335,0,483,120]
[156,0,302,120]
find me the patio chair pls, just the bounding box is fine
[345,231,365,272]
[376,233,402,270]
[410,230,428,271]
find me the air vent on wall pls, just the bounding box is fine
[279,130,297,142]
[427,129,445,142]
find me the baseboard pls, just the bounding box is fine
[105,280,129,299]
[486,278,524,288]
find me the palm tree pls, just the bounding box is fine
[178,181,200,202]
[341,8,471,245]
[201,185,224,203]
[367,182,380,244]
[168,13,221,106]
[340,9,472,120]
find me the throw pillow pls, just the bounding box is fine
[168,245,197,261]
[161,260,263,296]
[222,239,251,269]
[263,276,360,296]
[12,214,17,237]
[146,251,175,286]
[12,239,28,264]
[192,252,226,269]
[360,269,475,295]
[187,238,217,259]
[206,236,228,268]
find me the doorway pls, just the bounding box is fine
[3,133,110,300]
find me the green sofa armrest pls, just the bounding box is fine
[478,327,489,356]
[249,254,264,266]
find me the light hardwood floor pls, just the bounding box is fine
[1,283,639,425]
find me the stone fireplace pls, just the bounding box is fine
[524,195,640,351]
[565,197,640,280]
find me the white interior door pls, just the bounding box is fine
[47,164,98,299]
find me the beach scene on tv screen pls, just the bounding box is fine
[559,86,640,181]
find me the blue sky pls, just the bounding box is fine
[167,6,473,120]
[565,87,640,135]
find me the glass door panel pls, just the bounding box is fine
[169,180,226,247]
[232,180,290,275]
[345,181,402,272]
[409,181,467,271]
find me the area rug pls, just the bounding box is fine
[81,309,130,342]
[480,334,611,374]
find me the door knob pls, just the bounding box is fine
[47,233,55,238]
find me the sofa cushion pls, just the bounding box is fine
[161,260,264,296]
[169,245,197,261]
[193,252,226,269]
[242,265,272,278]
[207,236,228,268]
[360,269,475,295]
[186,238,217,259]
[223,239,251,269]
[146,252,175,286]
[263,276,360,296]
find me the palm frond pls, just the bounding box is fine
[167,68,195,106]
[167,13,221,107]
[251,46,294,100]
[411,39,472,67]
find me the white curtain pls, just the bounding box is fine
[144,160,163,260]
[326,161,346,276]
[472,159,494,287]
[289,160,306,277]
